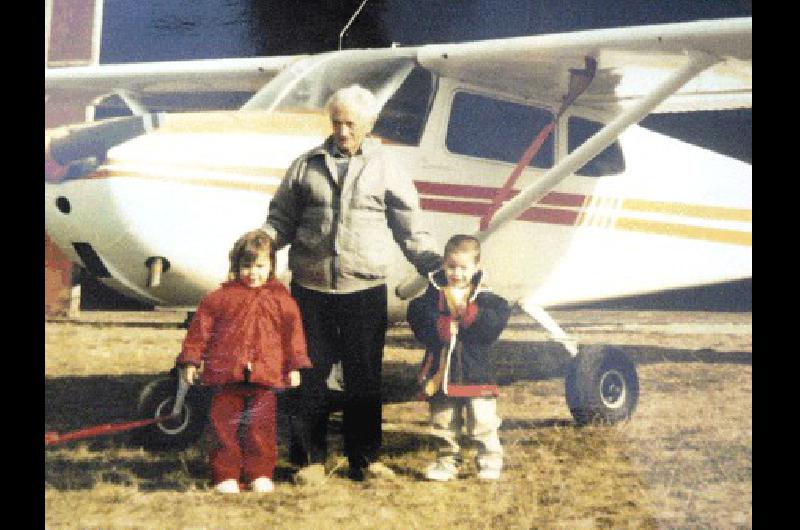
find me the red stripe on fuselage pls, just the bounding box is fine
[518,206,579,225]
[414,181,585,207]
[419,198,578,226]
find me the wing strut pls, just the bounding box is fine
[397,51,719,300]
[521,302,579,356]
[478,57,596,231]
[478,51,718,241]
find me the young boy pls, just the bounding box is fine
[407,234,511,481]
[176,230,312,494]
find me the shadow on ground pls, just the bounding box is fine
[487,339,751,386]
[45,338,750,442]
[44,335,750,491]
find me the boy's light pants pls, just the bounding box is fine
[429,396,503,473]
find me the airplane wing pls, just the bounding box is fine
[45,55,304,110]
[45,18,750,115]
[396,17,752,300]
[417,17,751,114]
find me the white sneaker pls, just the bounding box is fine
[250,477,274,493]
[214,479,240,494]
[477,468,501,481]
[425,461,457,481]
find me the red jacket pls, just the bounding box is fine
[176,278,311,388]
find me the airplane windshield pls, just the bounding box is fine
[242,51,418,114]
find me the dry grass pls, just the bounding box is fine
[45,310,751,529]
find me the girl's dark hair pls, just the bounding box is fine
[444,234,481,262]
[228,230,276,280]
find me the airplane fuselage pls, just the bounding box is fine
[44,108,751,321]
[45,40,751,321]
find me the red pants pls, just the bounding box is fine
[208,384,277,484]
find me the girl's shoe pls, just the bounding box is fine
[250,477,274,493]
[214,479,240,493]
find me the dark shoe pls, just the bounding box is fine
[347,466,365,482]
[348,461,397,482]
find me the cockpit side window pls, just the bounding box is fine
[568,116,625,176]
[445,92,554,168]
[372,66,434,146]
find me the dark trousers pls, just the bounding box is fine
[290,282,388,470]
[208,384,277,484]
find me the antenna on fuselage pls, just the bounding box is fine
[339,0,370,50]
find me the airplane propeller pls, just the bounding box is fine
[45,113,163,182]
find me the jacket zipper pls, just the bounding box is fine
[331,182,341,291]
[328,152,345,291]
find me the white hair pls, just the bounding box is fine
[326,85,379,122]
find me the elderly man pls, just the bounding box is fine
[264,85,441,483]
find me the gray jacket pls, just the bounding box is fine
[264,136,441,293]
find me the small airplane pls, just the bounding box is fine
[44,17,751,448]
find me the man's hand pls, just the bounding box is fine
[181,365,198,385]
[288,370,301,387]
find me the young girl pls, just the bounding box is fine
[176,230,311,493]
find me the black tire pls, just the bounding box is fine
[565,346,639,425]
[129,374,210,451]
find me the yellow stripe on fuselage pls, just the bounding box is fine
[84,109,330,193]
[622,198,751,222]
[99,161,287,180]
[615,217,752,246]
[159,110,332,136]
[93,168,281,195]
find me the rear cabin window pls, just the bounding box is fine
[568,116,625,176]
[446,92,554,168]
[372,66,434,146]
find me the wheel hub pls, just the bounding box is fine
[154,398,191,434]
[599,369,627,409]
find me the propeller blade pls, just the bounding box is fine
[45,113,163,180]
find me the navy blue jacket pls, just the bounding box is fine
[407,270,510,397]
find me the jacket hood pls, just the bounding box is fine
[222,277,287,292]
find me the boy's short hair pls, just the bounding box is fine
[444,234,481,263]
[228,229,276,280]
